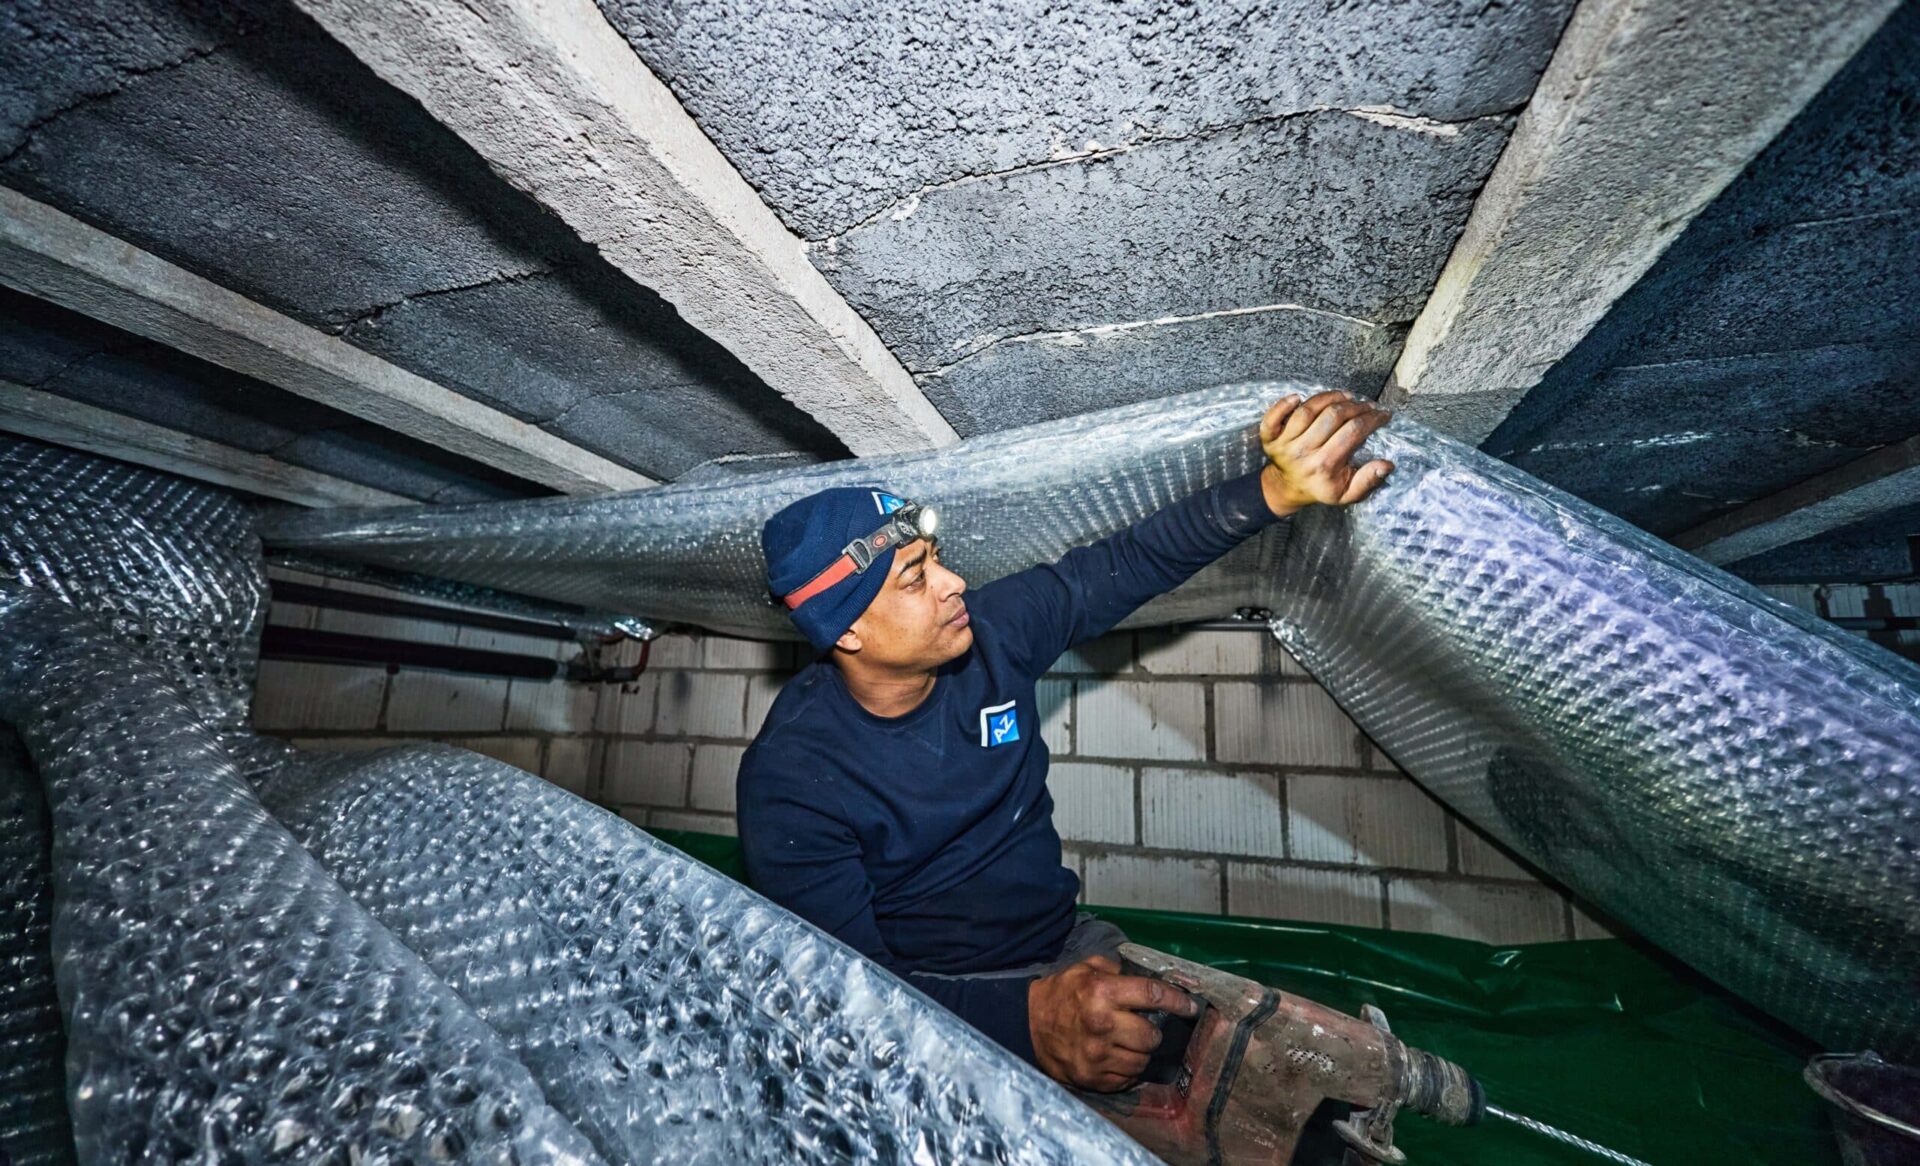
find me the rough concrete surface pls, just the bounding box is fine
[600,0,1574,241]
[1,0,842,480]
[1489,3,1920,565]
[814,110,1507,427]
[919,306,1405,436]
[340,264,845,478]
[0,286,536,503]
[292,0,957,457]
[1385,0,1902,444]
[0,0,241,160]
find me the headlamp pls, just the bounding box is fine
[780,499,941,611]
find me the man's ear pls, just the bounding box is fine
[835,626,862,654]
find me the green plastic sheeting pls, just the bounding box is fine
[646,828,1834,1166]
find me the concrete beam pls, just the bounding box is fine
[0,379,412,507]
[0,187,654,495]
[290,0,959,456]
[1385,0,1900,444]
[1674,435,1920,565]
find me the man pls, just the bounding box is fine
[738,391,1393,1091]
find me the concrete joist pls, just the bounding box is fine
[1675,435,1920,566]
[289,0,959,456]
[0,188,654,496]
[1385,0,1902,444]
[0,379,413,508]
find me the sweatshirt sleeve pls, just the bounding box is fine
[737,757,1041,1063]
[971,469,1283,678]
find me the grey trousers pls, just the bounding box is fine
[916,912,1128,983]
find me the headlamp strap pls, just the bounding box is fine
[781,503,928,611]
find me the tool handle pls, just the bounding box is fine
[1399,1046,1485,1126]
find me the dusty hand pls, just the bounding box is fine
[1257,390,1395,516]
[1028,955,1201,1093]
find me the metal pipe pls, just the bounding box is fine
[261,625,565,679]
[270,579,583,641]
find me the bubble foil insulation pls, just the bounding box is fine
[0,437,1160,1165]
[265,383,1920,1062]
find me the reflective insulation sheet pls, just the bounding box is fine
[254,746,1157,1166]
[0,591,606,1166]
[1265,410,1920,1060]
[264,384,1920,1060]
[260,384,1294,639]
[0,433,1162,1163]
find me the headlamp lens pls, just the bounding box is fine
[918,505,939,538]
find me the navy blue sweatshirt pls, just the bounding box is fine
[736,471,1281,1062]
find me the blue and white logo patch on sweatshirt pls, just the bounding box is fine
[979,700,1020,747]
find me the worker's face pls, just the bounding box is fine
[837,539,971,668]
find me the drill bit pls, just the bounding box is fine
[1485,1104,1656,1166]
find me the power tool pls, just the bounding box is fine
[1075,944,1650,1166]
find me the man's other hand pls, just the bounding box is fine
[1028,955,1202,1092]
[1258,390,1395,517]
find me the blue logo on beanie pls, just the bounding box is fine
[873,491,906,515]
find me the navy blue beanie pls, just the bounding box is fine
[764,485,911,652]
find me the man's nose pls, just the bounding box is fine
[938,561,967,598]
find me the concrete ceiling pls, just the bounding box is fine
[1,0,846,498]
[1489,0,1920,575]
[0,0,1914,580]
[602,0,1572,434]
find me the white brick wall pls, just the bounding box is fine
[1082,852,1222,915]
[542,737,599,797]
[1136,628,1265,675]
[689,744,747,813]
[1227,862,1383,928]
[604,740,690,807]
[1035,678,1073,754]
[703,635,790,671]
[1387,878,1566,945]
[1047,762,1136,844]
[1455,821,1535,881]
[745,673,787,735]
[1286,775,1450,871]
[1215,680,1363,768]
[1139,768,1284,858]
[506,674,596,733]
[593,674,659,736]
[254,587,1594,946]
[654,672,747,739]
[1076,680,1207,761]
[386,671,510,733]
[443,736,543,772]
[253,661,387,731]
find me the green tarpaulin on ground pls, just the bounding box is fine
[648,827,1835,1166]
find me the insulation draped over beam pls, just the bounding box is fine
[265,383,1920,1058]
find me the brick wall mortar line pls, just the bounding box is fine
[1131,764,1144,847]
[1065,842,1560,887]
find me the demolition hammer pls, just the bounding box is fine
[1073,944,1652,1166]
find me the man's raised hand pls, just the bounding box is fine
[1257,390,1395,517]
